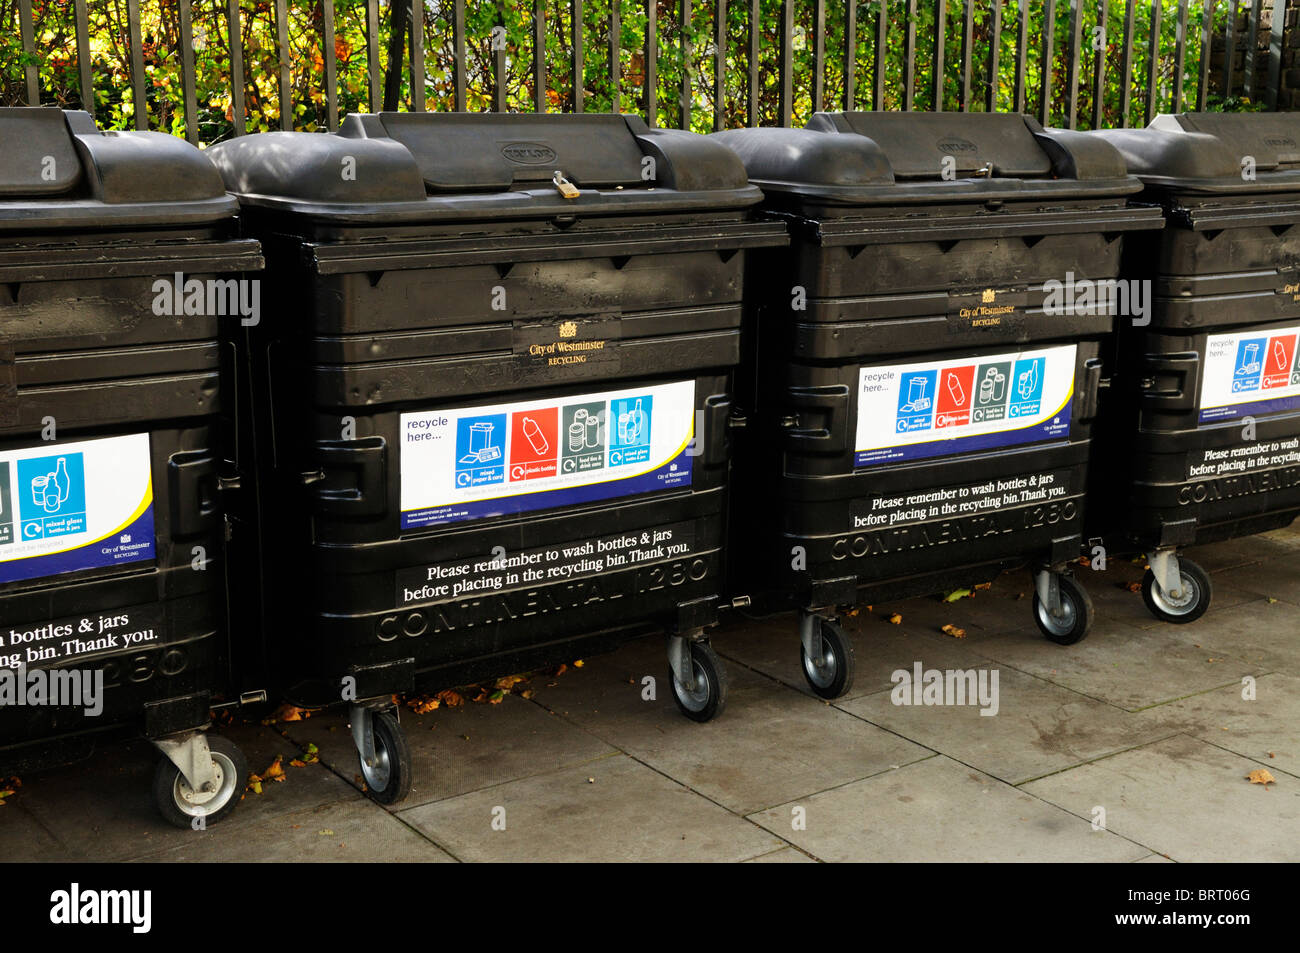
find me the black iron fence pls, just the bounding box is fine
[0,1,1288,146]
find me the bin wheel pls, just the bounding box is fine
[801,617,856,699]
[669,640,728,723]
[1142,559,1212,624]
[153,734,248,829]
[1033,574,1093,645]
[358,709,413,805]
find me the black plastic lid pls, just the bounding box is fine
[1088,113,1300,194]
[711,112,1141,207]
[0,108,237,230]
[206,112,763,224]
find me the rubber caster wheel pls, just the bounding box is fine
[1033,574,1094,645]
[1142,558,1212,624]
[358,709,413,805]
[801,617,856,699]
[153,734,248,829]
[670,641,728,723]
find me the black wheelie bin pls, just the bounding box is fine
[206,112,786,804]
[712,113,1162,699]
[1086,114,1300,623]
[0,108,265,827]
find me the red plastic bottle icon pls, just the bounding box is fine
[946,372,966,406]
[522,416,549,455]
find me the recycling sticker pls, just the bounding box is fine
[399,380,695,528]
[854,345,1076,467]
[1200,325,1300,423]
[0,433,156,584]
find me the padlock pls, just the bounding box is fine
[552,170,580,199]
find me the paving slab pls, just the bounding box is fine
[528,635,932,815]
[1134,673,1300,779]
[398,755,785,863]
[1021,734,1300,862]
[839,665,1175,784]
[278,690,616,810]
[134,798,455,863]
[1217,558,1300,606]
[0,801,74,861]
[716,609,1005,701]
[744,846,817,863]
[7,723,359,862]
[1152,596,1300,674]
[747,755,1150,862]
[946,617,1263,711]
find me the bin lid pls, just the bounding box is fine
[205,112,763,224]
[1088,113,1300,194]
[0,108,238,230]
[710,112,1142,207]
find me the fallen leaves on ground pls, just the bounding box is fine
[262,703,311,725]
[488,690,506,704]
[941,623,967,639]
[943,589,972,602]
[289,743,320,768]
[553,663,567,677]
[1246,769,1276,786]
[888,612,902,625]
[263,756,286,781]
[407,695,441,714]
[974,582,992,591]
[435,689,464,707]
[494,675,526,691]
[1123,581,1141,593]
[573,660,584,668]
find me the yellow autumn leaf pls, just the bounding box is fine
[1246,769,1276,785]
[494,675,526,691]
[263,756,286,781]
[888,613,902,625]
[941,623,967,639]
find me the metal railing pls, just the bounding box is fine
[0,1,1283,146]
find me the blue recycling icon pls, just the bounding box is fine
[896,370,937,433]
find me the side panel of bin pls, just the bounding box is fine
[211,114,785,703]
[0,109,262,771]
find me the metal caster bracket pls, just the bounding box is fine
[668,631,703,692]
[799,610,826,672]
[1147,549,1184,600]
[1034,569,1062,616]
[349,701,394,772]
[153,730,217,794]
